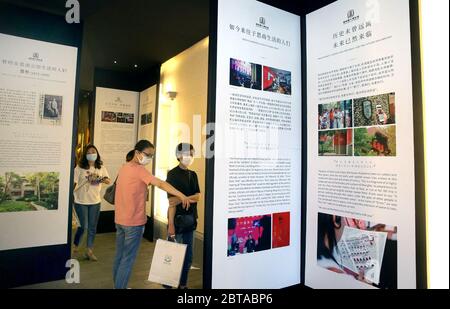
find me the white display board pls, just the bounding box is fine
[138,85,158,216]
[0,33,78,251]
[94,87,139,211]
[212,0,302,289]
[305,0,416,289]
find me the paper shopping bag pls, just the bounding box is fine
[148,239,187,288]
[72,206,80,229]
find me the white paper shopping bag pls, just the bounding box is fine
[148,239,187,288]
[72,206,80,229]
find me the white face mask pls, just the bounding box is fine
[138,156,152,166]
[138,153,152,166]
[180,156,194,167]
[86,154,97,162]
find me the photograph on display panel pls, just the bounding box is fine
[0,172,60,213]
[227,215,272,256]
[353,93,396,127]
[101,111,117,123]
[141,113,153,126]
[317,212,398,289]
[229,58,262,90]
[319,129,353,156]
[272,212,290,249]
[263,66,292,95]
[354,125,396,157]
[318,100,352,130]
[117,112,134,124]
[39,94,63,125]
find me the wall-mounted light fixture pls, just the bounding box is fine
[166,91,178,100]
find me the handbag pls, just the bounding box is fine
[174,170,197,233]
[103,176,118,205]
[175,213,196,233]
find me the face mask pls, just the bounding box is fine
[181,156,194,167]
[86,154,97,162]
[138,154,152,166]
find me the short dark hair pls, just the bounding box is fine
[175,143,194,161]
[78,144,103,170]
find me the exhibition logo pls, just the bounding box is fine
[343,9,359,24]
[28,52,43,62]
[256,17,269,30]
[164,255,173,265]
[115,97,122,103]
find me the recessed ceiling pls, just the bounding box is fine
[1,0,210,90]
[0,0,335,90]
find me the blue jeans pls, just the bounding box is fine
[175,230,194,287]
[73,203,101,249]
[113,224,145,289]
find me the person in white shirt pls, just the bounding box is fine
[73,144,111,261]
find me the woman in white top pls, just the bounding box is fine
[73,145,111,261]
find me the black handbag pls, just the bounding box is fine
[174,213,196,233]
[174,171,197,233]
[103,176,118,205]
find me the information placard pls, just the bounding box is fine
[211,0,302,289]
[94,87,139,211]
[305,0,417,289]
[0,33,78,251]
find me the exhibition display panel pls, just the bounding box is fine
[0,33,78,251]
[205,0,426,289]
[93,85,158,215]
[209,0,302,289]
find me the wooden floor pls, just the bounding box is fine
[18,232,203,289]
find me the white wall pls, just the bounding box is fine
[421,0,449,289]
[154,38,209,234]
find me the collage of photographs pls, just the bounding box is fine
[101,111,135,124]
[316,212,398,289]
[227,212,290,257]
[318,92,397,157]
[229,58,292,95]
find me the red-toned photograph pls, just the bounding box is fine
[263,66,291,95]
[272,212,290,248]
